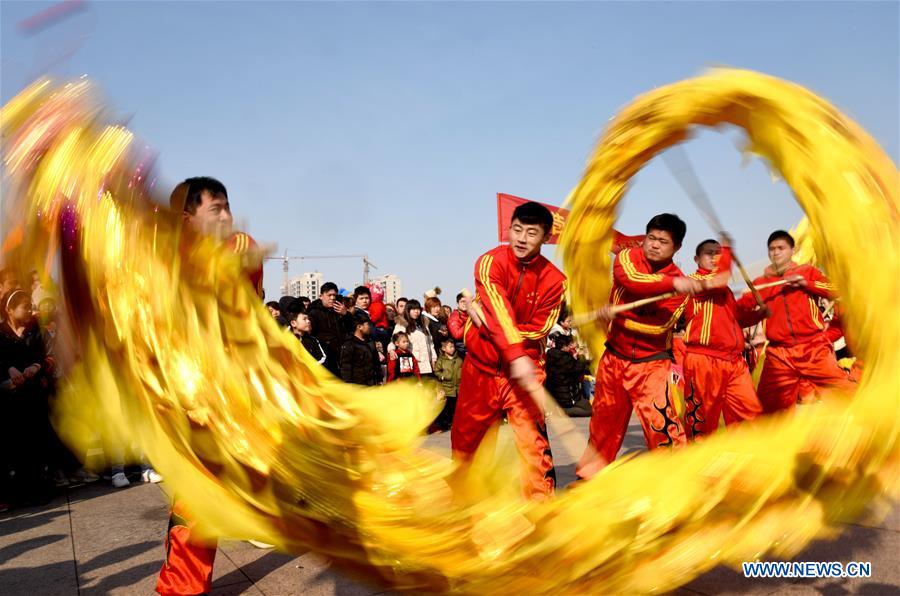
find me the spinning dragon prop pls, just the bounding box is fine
[2,69,897,593]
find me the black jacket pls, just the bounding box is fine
[308,299,352,375]
[339,335,381,386]
[297,334,326,365]
[0,321,49,383]
[544,348,591,408]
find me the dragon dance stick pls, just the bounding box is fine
[663,146,766,307]
[572,276,799,326]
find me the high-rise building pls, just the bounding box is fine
[374,273,402,305]
[289,271,324,300]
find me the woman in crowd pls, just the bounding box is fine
[0,289,56,506]
[392,299,436,376]
[423,297,450,353]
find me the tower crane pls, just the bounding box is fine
[264,251,378,296]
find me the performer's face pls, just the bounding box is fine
[509,219,548,260]
[694,242,721,270]
[768,239,794,269]
[644,229,678,264]
[186,191,233,239]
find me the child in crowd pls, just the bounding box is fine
[433,338,463,431]
[387,332,420,382]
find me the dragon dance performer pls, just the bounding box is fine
[681,238,767,439]
[577,214,705,480]
[452,202,567,500]
[738,230,855,413]
[156,177,263,596]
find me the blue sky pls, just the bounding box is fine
[2,1,897,300]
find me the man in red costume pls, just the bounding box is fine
[738,230,854,413]
[452,201,566,500]
[577,214,705,480]
[156,177,264,596]
[681,238,767,439]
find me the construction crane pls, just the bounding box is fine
[264,251,378,296]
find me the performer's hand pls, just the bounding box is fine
[595,305,616,322]
[673,276,703,295]
[509,356,536,390]
[23,364,41,379]
[718,232,733,247]
[755,305,772,318]
[468,306,483,328]
[787,275,807,288]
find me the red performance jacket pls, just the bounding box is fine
[464,245,567,374]
[606,247,688,361]
[684,248,766,361]
[737,261,835,347]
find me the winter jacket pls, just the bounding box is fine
[434,353,463,397]
[684,247,767,361]
[308,299,353,375]
[447,310,468,340]
[605,247,687,362]
[387,349,420,381]
[737,261,836,347]
[369,301,389,329]
[425,313,450,350]
[544,347,591,408]
[0,321,51,381]
[339,335,381,386]
[296,333,327,365]
[464,245,567,374]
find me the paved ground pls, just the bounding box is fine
[1,417,897,595]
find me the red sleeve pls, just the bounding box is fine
[518,277,567,340]
[716,246,733,275]
[448,311,467,340]
[387,357,397,381]
[803,267,837,299]
[736,286,759,312]
[735,297,768,328]
[413,356,421,379]
[474,252,526,362]
[824,324,843,344]
[614,249,676,296]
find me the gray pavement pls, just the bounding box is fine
[1,417,897,595]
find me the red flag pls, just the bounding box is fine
[497,193,568,244]
[496,193,644,252]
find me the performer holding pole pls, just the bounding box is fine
[452,202,567,501]
[738,230,855,413]
[576,214,705,480]
[681,237,768,439]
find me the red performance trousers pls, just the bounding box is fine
[757,339,856,413]
[451,358,555,500]
[577,351,686,479]
[156,500,217,596]
[682,352,762,439]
